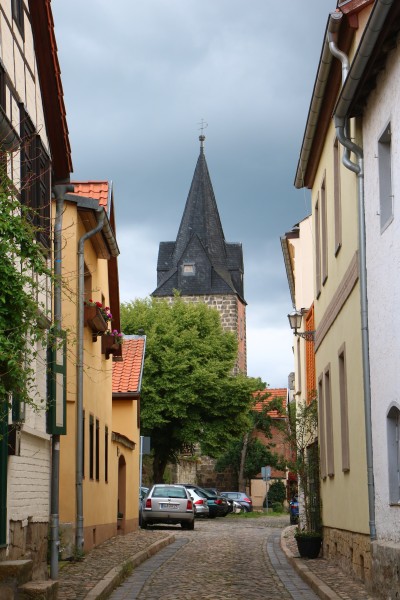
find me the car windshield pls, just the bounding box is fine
[152,486,187,499]
[193,487,216,499]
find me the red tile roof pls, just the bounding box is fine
[28,0,72,179]
[112,336,146,395]
[252,388,287,418]
[71,181,109,209]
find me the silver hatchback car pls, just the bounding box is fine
[141,484,195,530]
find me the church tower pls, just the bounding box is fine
[152,136,247,374]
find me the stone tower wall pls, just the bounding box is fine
[164,294,247,375]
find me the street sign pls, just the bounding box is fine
[261,466,271,481]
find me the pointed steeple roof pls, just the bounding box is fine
[152,136,245,302]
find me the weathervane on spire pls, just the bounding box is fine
[198,118,208,149]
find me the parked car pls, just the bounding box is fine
[141,484,195,530]
[220,491,253,512]
[203,487,218,495]
[186,487,210,518]
[289,496,299,524]
[181,484,230,518]
[139,486,149,501]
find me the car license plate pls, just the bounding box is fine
[159,502,179,509]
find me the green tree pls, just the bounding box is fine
[218,391,286,489]
[215,437,280,485]
[285,398,321,533]
[0,168,51,413]
[121,296,260,482]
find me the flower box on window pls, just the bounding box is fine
[84,304,108,340]
[102,330,123,360]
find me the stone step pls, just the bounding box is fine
[18,580,58,600]
[0,560,33,599]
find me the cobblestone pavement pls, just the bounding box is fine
[109,517,319,600]
[282,526,377,600]
[57,516,378,600]
[57,529,172,600]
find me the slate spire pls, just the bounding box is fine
[152,136,245,301]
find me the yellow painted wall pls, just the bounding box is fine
[312,120,369,534]
[57,201,123,547]
[112,400,140,522]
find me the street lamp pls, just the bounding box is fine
[287,309,316,342]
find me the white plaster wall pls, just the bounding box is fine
[363,38,400,542]
[0,0,52,542]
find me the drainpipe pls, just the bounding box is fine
[76,209,106,551]
[50,182,74,580]
[328,40,376,541]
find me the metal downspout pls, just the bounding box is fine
[329,45,376,541]
[51,182,74,579]
[76,209,106,551]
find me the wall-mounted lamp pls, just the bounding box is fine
[287,310,316,342]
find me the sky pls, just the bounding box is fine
[52,0,334,388]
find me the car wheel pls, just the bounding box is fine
[140,520,148,529]
[182,520,195,530]
[242,505,250,513]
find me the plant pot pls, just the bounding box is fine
[84,305,107,338]
[102,334,121,359]
[295,534,322,559]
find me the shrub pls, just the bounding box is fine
[267,480,286,505]
[272,502,283,513]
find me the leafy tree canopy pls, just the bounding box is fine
[0,169,51,408]
[121,296,264,481]
[214,391,287,487]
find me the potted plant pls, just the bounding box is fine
[102,329,123,359]
[84,300,112,338]
[288,396,322,559]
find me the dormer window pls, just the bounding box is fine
[182,263,195,276]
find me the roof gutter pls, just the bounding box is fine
[65,192,120,257]
[294,12,343,189]
[330,0,395,542]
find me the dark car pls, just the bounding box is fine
[181,484,230,518]
[220,491,253,512]
[289,496,299,524]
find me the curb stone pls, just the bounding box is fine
[83,534,176,600]
[281,527,341,600]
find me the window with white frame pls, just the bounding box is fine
[378,122,393,232]
[387,404,400,504]
[182,263,195,276]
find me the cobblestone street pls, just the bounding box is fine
[108,517,319,600]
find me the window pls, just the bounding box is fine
[12,0,24,37]
[318,375,327,479]
[182,263,195,276]
[95,419,100,481]
[387,404,400,504]
[105,426,108,483]
[305,306,315,403]
[11,394,25,422]
[339,346,350,472]
[378,123,393,232]
[89,415,94,480]
[0,66,5,110]
[333,139,342,254]
[296,337,301,394]
[321,177,328,285]
[20,108,51,249]
[84,264,93,302]
[325,366,335,477]
[315,196,321,297]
